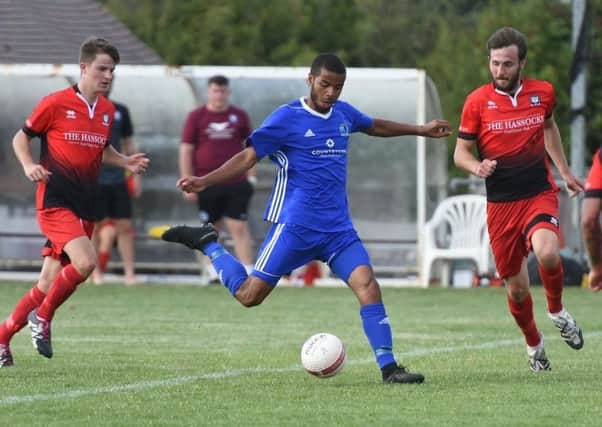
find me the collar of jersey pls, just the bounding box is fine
[493,81,523,107]
[73,84,99,119]
[300,97,332,119]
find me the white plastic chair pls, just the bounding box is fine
[420,194,490,287]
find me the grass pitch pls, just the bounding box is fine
[0,281,600,426]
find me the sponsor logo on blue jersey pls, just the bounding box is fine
[311,139,347,157]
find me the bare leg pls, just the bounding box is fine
[233,275,274,307]
[115,218,136,285]
[582,197,602,290]
[92,222,117,284]
[224,217,254,267]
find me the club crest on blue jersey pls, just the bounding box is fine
[339,122,350,136]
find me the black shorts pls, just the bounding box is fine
[95,182,132,221]
[197,180,253,223]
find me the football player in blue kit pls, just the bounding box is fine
[161,53,452,383]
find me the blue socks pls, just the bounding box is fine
[202,242,247,296]
[360,302,396,368]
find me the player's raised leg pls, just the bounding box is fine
[92,221,116,285]
[161,224,274,306]
[115,218,137,285]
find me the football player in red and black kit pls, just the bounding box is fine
[0,37,149,367]
[454,27,585,372]
[582,148,602,291]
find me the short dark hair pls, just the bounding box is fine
[310,53,346,76]
[207,75,229,86]
[487,27,527,60]
[79,36,120,64]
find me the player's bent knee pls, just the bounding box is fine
[71,259,97,278]
[582,215,599,235]
[235,278,272,307]
[235,290,265,307]
[115,219,133,234]
[37,278,54,292]
[363,279,382,300]
[238,296,263,308]
[350,278,382,305]
[536,251,560,270]
[506,282,529,302]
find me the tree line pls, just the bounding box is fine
[102,0,602,175]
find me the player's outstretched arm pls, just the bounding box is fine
[177,146,258,194]
[364,119,452,138]
[12,129,52,182]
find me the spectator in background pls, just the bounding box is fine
[0,37,149,367]
[454,27,585,372]
[582,148,602,291]
[180,75,255,282]
[92,83,141,286]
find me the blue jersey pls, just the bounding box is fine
[248,98,373,232]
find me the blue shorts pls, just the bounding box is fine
[251,223,371,286]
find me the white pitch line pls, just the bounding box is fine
[1,332,600,406]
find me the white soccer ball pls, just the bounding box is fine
[300,332,346,378]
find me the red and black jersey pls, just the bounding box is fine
[458,79,559,202]
[23,85,115,219]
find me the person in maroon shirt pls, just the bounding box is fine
[582,148,602,291]
[0,37,149,367]
[454,27,585,372]
[180,75,255,280]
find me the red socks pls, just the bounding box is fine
[98,251,111,273]
[538,261,564,314]
[37,264,85,321]
[0,263,88,344]
[507,293,541,347]
[0,285,46,344]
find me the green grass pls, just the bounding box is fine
[0,282,600,426]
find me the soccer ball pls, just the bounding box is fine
[300,333,346,378]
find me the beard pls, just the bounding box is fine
[491,70,521,94]
[309,86,330,113]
